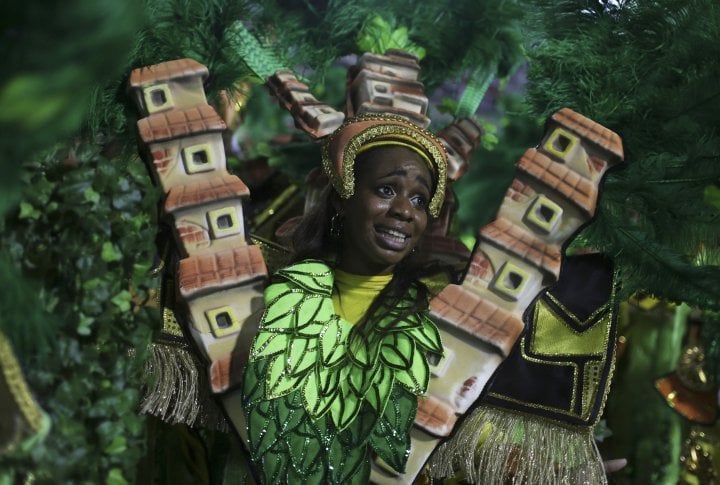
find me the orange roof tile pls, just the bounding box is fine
[129,58,208,87]
[137,105,226,144]
[430,284,524,356]
[164,174,250,213]
[415,395,457,437]
[178,245,267,298]
[480,217,562,277]
[517,149,597,215]
[551,108,624,162]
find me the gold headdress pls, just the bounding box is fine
[321,114,448,217]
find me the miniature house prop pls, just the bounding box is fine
[130,54,623,483]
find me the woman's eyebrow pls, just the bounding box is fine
[378,169,431,191]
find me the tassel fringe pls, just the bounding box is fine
[429,405,606,485]
[139,343,228,432]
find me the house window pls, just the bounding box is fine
[207,206,242,239]
[525,195,563,234]
[206,306,241,337]
[182,143,215,174]
[543,127,579,160]
[143,83,174,113]
[490,262,530,301]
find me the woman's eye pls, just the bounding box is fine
[412,195,427,209]
[377,185,395,197]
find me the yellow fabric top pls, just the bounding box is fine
[332,269,393,325]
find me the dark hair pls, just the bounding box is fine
[289,184,339,264]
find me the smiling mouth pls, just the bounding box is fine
[375,226,410,250]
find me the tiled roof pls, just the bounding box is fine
[551,108,624,161]
[137,105,226,144]
[517,148,597,215]
[430,284,524,356]
[480,217,562,277]
[178,245,267,298]
[129,58,208,87]
[415,395,457,437]
[165,174,250,212]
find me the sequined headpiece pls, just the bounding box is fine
[321,114,447,217]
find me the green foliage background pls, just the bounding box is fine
[522,2,720,483]
[523,0,720,309]
[2,0,719,482]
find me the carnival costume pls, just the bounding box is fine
[128,56,624,484]
[241,115,448,483]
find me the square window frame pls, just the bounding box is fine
[143,83,174,113]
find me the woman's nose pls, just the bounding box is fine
[389,196,413,220]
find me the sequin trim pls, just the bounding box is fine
[321,114,447,217]
[0,330,44,438]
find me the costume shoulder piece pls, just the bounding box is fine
[242,260,443,483]
[430,253,618,484]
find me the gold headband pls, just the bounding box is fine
[356,137,436,175]
[322,114,447,217]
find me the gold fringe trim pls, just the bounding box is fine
[429,405,607,485]
[0,330,46,453]
[139,343,228,432]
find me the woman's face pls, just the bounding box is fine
[335,145,433,275]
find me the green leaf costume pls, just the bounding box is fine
[242,260,442,483]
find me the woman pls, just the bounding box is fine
[241,114,448,483]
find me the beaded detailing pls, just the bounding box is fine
[242,260,443,483]
[321,114,447,218]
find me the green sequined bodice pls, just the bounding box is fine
[242,260,443,483]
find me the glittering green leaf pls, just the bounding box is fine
[394,345,430,394]
[369,385,416,473]
[286,443,326,483]
[275,390,307,437]
[330,382,362,431]
[266,354,303,398]
[364,366,394,416]
[348,362,379,398]
[320,316,350,367]
[331,436,370,484]
[277,260,333,295]
[250,331,290,360]
[302,369,336,418]
[380,333,415,370]
[285,412,325,475]
[406,315,443,354]
[248,400,279,459]
[295,294,331,336]
[316,365,341,397]
[261,442,289,484]
[261,288,304,331]
[374,310,422,332]
[242,359,268,407]
[347,332,381,369]
[286,336,317,376]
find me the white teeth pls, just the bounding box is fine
[379,228,407,239]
